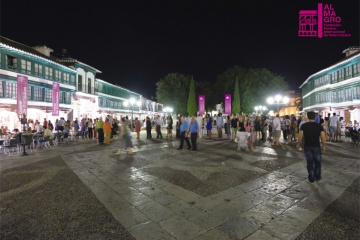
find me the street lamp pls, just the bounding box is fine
[267,95,289,112]
[163,107,173,116]
[254,105,267,115]
[123,97,141,131]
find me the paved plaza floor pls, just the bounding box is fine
[0,129,359,239]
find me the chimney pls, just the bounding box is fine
[342,46,360,57]
[32,45,54,57]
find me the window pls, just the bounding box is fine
[332,91,337,102]
[34,63,43,77]
[78,75,83,91]
[21,59,32,74]
[45,66,53,79]
[331,71,338,83]
[61,92,71,104]
[6,55,17,70]
[354,63,360,77]
[5,82,17,98]
[45,88,52,102]
[344,88,351,101]
[28,86,32,100]
[0,81,3,97]
[88,78,92,94]
[55,70,61,81]
[70,75,75,85]
[63,73,69,84]
[353,86,360,99]
[337,90,343,102]
[33,87,43,101]
[338,69,344,81]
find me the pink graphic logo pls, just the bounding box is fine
[298,3,351,38]
[198,95,205,115]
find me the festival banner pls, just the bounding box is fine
[224,94,231,114]
[16,75,28,117]
[52,82,60,116]
[198,95,205,115]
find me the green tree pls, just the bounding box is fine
[156,73,191,115]
[187,77,197,116]
[216,66,288,114]
[232,78,241,114]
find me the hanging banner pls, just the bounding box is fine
[52,82,60,116]
[17,75,28,117]
[198,95,205,115]
[224,94,231,114]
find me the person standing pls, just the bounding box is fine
[156,115,163,139]
[104,118,112,145]
[88,119,93,139]
[166,116,173,139]
[216,113,223,139]
[231,114,238,141]
[297,111,326,183]
[206,114,213,139]
[177,117,191,150]
[226,115,231,140]
[96,117,104,144]
[135,117,141,140]
[43,118,48,128]
[146,117,152,139]
[272,114,281,146]
[189,117,199,151]
[329,113,338,142]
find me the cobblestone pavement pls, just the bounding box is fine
[0,129,359,239]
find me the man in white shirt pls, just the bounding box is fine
[329,113,338,142]
[216,113,223,139]
[196,115,204,138]
[272,114,281,146]
[35,121,43,133]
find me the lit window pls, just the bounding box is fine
[34,63,43,77]
[6,55,17,70]
[21,60,32,74]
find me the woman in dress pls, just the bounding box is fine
[206,114,213,139]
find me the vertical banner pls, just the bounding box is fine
[224,94,231,114]
[52,82,60,116]
[17,75,28,117]
[198,95,205,115]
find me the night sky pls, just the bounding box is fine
[1,0,359,98]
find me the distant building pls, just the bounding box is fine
[299,46,360,123]
[0,36,162,130]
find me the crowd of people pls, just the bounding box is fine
[1,111,359,156]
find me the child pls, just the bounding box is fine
[249,125,256,149]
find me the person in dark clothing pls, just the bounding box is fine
[146,117,152,139]
[297,111,326,183]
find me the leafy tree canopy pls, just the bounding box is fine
[216,66,288,114]
[156,73,191,115]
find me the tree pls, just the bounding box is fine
[216,66,288,114]
[232,78,241,114]
[187,77,197,116]
[156,73,191,115]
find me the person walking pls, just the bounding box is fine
[177,117,191,150]
[88,119,93,139]
[297,111,326,183]
[146,116,152,139]
[216,113,223,139]
[189,116,199,151]
[115,117,133,155]
[329,113,338,142]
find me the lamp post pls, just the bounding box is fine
[267,95,289,112]
[254,105,267,115]
[123,97,141,131]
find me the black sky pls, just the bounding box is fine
[1,0,359,98]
